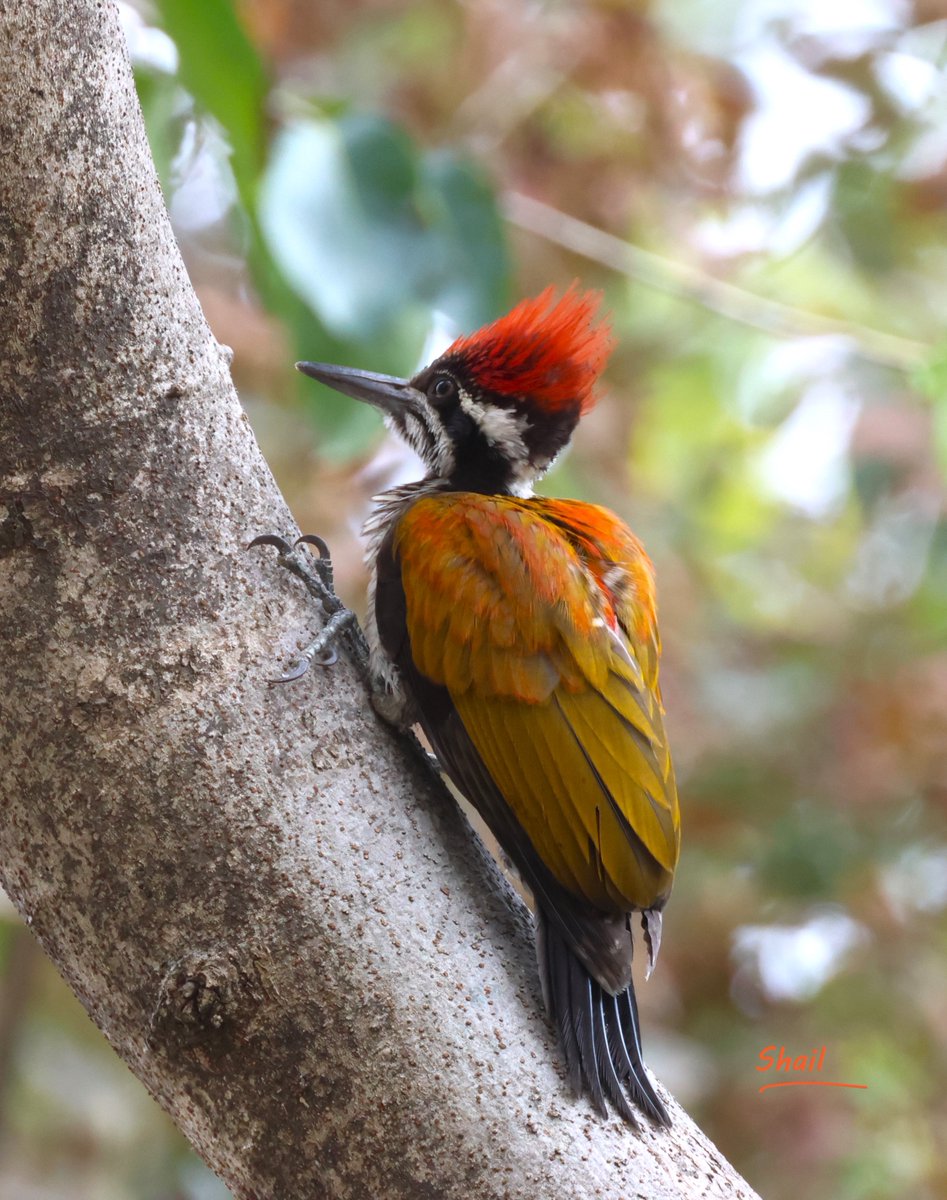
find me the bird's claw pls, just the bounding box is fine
[248,534,294,553]
[250,531,370,682]
[267,607,358,683]
[248,533,333,585]
[294,533,331,558]
[271,650,334,685]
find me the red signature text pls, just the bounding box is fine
[756,1045,867,1093]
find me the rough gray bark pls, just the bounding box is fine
[0,2,760,1197]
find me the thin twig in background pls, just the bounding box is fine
[504,191,931,372]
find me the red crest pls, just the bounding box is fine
[446,285,614,414]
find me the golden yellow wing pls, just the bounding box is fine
[393,492,680,914]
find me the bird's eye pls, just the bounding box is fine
[429,375,457,405]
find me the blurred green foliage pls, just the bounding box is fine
[155,0,268,205]
[4,1,947,1197]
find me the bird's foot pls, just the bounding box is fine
[249,533,370,683]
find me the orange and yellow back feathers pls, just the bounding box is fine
[393,491,680,913]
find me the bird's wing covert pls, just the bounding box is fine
[393,493,680,912]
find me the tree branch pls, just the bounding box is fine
[0,3,759,1197]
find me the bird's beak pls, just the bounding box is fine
[295,362,424,417]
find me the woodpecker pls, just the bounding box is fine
[296,286,680,1127]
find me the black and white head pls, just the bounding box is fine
[297,286,614,495]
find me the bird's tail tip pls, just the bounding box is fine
[538,916,671,1130]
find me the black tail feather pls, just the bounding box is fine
[576,973,609,1118]
[539,916,671,1129]
[546,918,583,1096]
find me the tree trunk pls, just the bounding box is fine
[0,2,759,1197]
